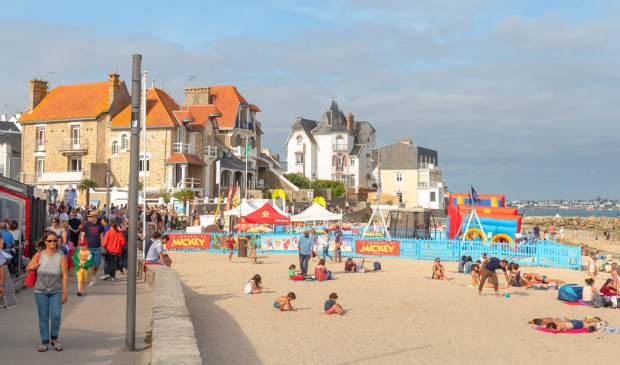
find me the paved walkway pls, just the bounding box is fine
[1,271,153,365]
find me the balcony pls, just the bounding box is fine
[332,164,344,173]
[204,145,218,161]
[418,181,443,188]
[58,138,89,155]
[173,142,196,155]
[418,162,440,171]
[332,144,348,151]
[231,146,257,158]
[21,170,85,184]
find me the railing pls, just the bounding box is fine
[161,232,581,270]
[204,145,217,158]
[418,181,428,188]
[185,177,201,189]
[57,138,89,153]
[419,181,442,188]
[418,162,440,170]
[332,144,347,151]
[231,146,256,158]
[173,142,196,155]
[333,164,344,172]
[34,171,85,182]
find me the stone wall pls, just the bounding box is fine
[145,265,202,365]
[523,216,619,230]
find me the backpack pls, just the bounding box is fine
[373,262,382,271]
[593,293,604,308]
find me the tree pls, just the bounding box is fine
[271,189,287,200]
[159,188,172,204]
[138,181,144,192]
[282,173,311,189]
[313,180,345,199]
[173,188,196,206]
[77,179,98,207]
[312,196,326,207]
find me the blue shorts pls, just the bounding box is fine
[569,320,584,329]
[89,247,102,268]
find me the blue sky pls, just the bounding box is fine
[1,0,619,199]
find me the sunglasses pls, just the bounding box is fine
[45,239,59,243]
[435,260,440,263]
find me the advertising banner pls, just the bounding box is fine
[260,234,353,252]
[167,234,211,250]
[212,234,259,249]
[355,240,400,256]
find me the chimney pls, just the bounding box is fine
[0,114,6,122]
[346,113,355,134]
[398,137,412,145]
[30,79,49,111]
[272,153,280,162]
[184,86,211,106]
[108,71,120,103]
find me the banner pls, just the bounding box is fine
[212,234,259,249]
[167,234,210,250]
[260,234,353,252]
[355,240,400,256]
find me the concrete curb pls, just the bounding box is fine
[145,265,203,365]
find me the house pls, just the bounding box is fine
[379,138,447,214]
[285,99,376,190]
[19,74,131,206]
[0,114,22,181]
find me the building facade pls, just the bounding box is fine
[379,138,446,212]
[285,99,376,190]
[0,116,22,181]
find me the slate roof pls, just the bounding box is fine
[20,82,113,122]
[217,155,248,170]
[349,145,363,157]
[290,118,317,144]
[111,88,180,128]
[0,121,21,133]
[354,121,375,144]
[0,129,21,157]
[312,99,349,134]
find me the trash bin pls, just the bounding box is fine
[237,237,248,258]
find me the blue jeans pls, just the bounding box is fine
[119,252,127,271]
[299,254,310,275]
[34,292,63,345]
[89,247,102,268]
[322,246,333,262]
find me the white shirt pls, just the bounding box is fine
[146,239,162,262]
[244,280,254,294]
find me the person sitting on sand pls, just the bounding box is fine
[315,259,329,281]
[600,279,618,308]
[470,263,481,286]
[546,318,600,332]
[274,292,297,312]
[355,258,374,273]
[244,274,268,294]
[344,258,356,273]
[324,292,345,315]
[508,263,532,288]
[463,256,473,274]
[432,258,449,280]
[458,256,467,273]
[522,272,566,286]
[289,264,301,276]
[582,278,599,306]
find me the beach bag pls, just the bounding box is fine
[326,270,334,279]
[373,262,382,271]
[24,252,42,287]
[593,294,604,308]
[558,284,583,302]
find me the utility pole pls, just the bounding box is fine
[106,159,111,221]
[142,71,148,238]
[126,54,141,352]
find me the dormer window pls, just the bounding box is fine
[296,136,302,145]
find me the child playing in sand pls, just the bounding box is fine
[72,239,93,297]
[324,292,344,315]
[289,264,301,276]
[274,292,297,312]
[244,274,268,294]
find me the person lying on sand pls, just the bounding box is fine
[432,258,449,280]
[522,273,566,285]
[546,317,601,332]
[529,317,570,326]
[274,292,297,312]
[355,258,374,273]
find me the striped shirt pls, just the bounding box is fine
[324,299,336,311]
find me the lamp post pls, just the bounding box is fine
[142,71,147,239]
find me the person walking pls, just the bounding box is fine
[101,222,126,281]
[27,232,68,352]
[477,257,509,298]
[334,225,343,263]
[298,230,313,275]
[80,211,104,287]
[321,231,334,263]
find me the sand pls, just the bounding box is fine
[170,251,620,364]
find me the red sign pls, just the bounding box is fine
[167,234,211,250]
[355,240,400,256]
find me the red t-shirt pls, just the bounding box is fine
[226,239,235,249]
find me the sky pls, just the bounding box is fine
[1,0,619,200]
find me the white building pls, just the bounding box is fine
[0,113,22,181]
[285,99,376,190]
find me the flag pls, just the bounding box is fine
[225,185,233,211]
[232,182,241,208]
[469,185,481,206]
[244,142,251,156]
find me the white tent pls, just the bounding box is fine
[290,203,342,222]
[224,199,290,217]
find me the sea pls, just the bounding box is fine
[516,208,619,218]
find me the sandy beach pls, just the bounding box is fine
[169,250,620,364]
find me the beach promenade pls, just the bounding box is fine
[2,274,153,365]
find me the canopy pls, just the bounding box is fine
[290,203,342,222]
[241,203,291,224]
[224,199,264,217]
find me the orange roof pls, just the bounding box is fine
[111,88,180,128]
[205,86,251,128]
[165,153,205,166]
[249,104,261,112]
[173,105,221,129]
[20,82,112,122]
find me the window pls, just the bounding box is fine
[36,127,45,150]
[430,192,436,202]
[235,135,241,147]
[295,154,303,165]
[296,136,302,145]
[395,171,403,184]
[250,137,255,148]
[350,158,355,166]
[69,158,81,172]
[139,159,150,172]
[71,127,80,147]
[36,158,44,176]
[396,192,403,204]
[121,134,128,150]
[112,141,119,155]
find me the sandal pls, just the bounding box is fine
[52,342,63,351]
[38,344,49,352]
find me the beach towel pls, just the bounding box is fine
[534,326,595,334]
[562,300,589,306]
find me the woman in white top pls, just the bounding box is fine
[587,253,597,282]
[46,218,62,237]
[321,232,334,263]
[582,278,598,305]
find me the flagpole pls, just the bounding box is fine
[245,154,248,199]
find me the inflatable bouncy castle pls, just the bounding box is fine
[447,193,522,244]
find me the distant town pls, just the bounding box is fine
[507,198,620,209]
